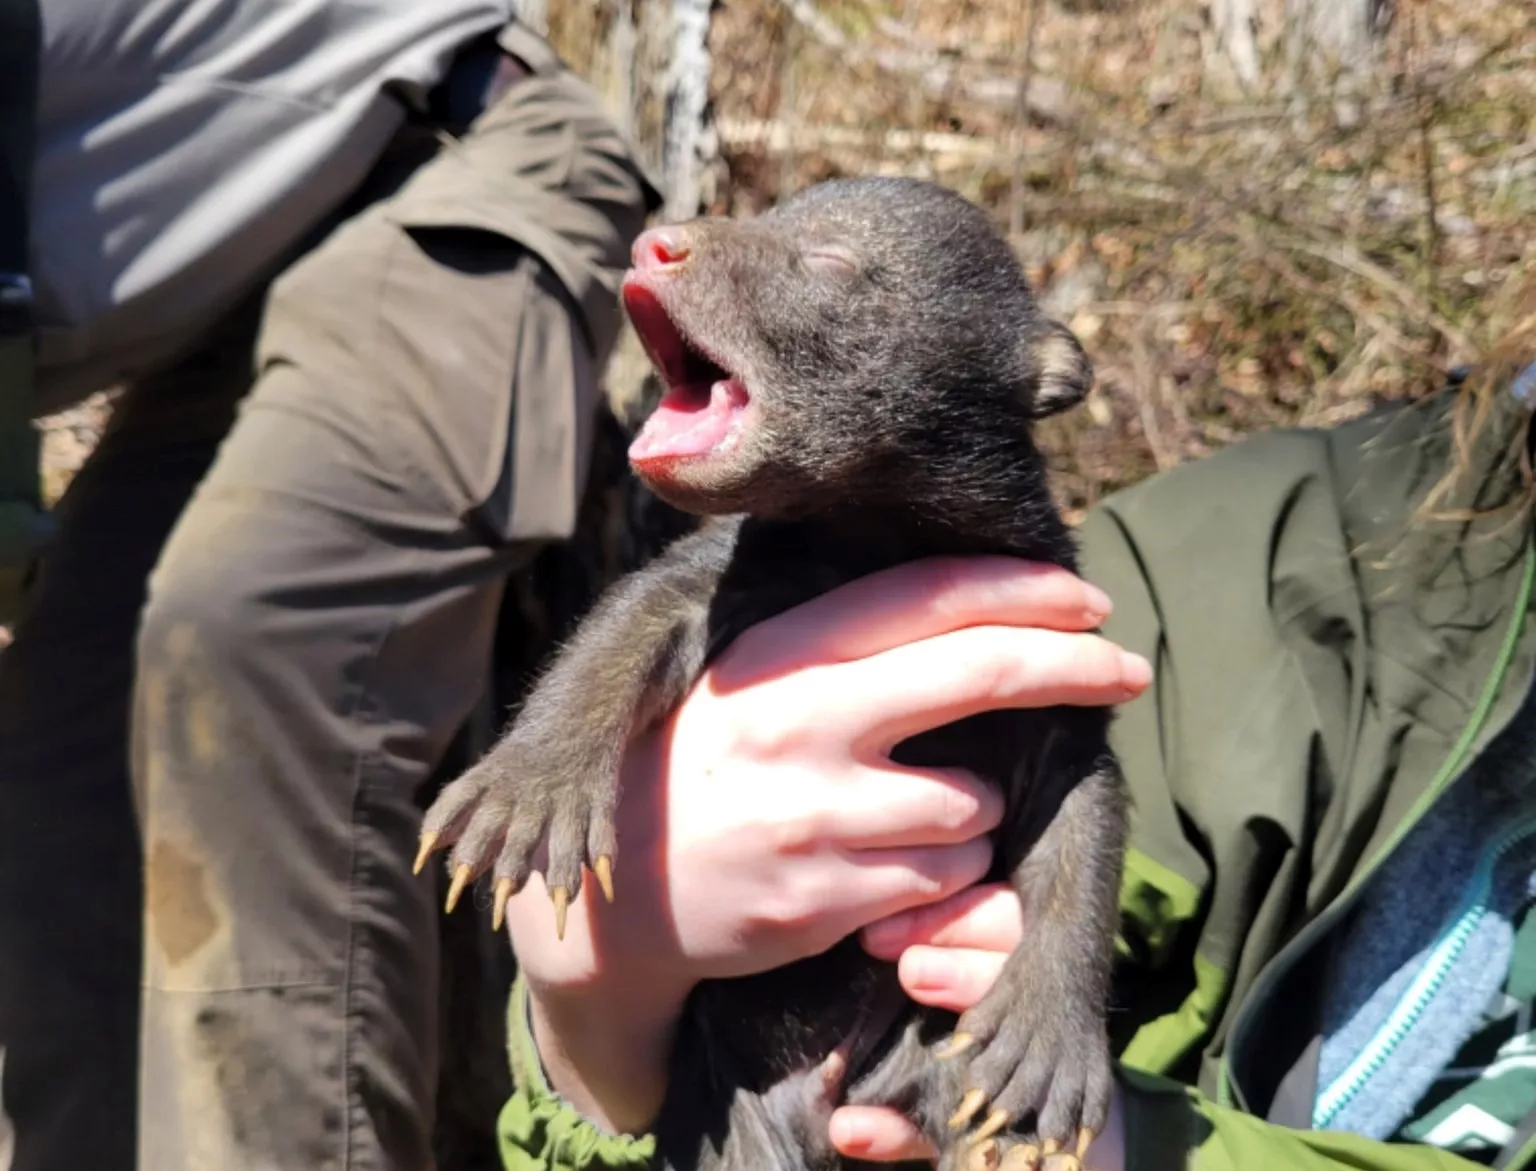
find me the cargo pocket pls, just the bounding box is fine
[259,55,647,548]
[382,154,630,360]
[367,199,598,547]
[382,64,652,361]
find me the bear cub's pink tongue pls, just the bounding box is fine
[630,378,750,465]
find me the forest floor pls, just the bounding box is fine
[697,0,1534,517]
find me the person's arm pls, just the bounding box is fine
[494,556,1146,1167]
[830,891,1488,1171]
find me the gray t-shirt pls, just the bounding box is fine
[31,0,513,414]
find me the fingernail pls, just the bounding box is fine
[1083,583,1113,622]
[1120,651,1152,693]
[902,949,955,992]
[830,1112,872,1153]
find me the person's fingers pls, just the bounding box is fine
[825,626,1149,752]
[802,838,995,937]
[860,882,1024,959]
[896,946,1010,1014]
[829,1106,938,1163]
[823,765,1004,849]
[834,1083,1128,1166]
[714,557,1115,686]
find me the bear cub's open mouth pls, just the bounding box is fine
[622,277,751,468]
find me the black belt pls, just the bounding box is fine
[423,29,534,138]
[356,27,537,215]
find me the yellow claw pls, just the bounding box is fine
[492,877,516,932]
[967,1139,1001,1171]
[551,886,570,940]
[1050,1157,1082,1171]
[969,1107,1010,1144]
[819,1047,849,1092]
[1076,1128,1096,1160]
[595,855,615,903]
[948,1089,987,1130]
[445,864,472,914]
[1042,1140,1061,1157]
[1001,1145,1041,1171]
[936,1032,975,1060]
[413,831,438,876]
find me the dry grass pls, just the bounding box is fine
[703,0,1535,517]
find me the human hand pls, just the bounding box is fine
[503,556,1149,1131]
[829,885,1126,1168]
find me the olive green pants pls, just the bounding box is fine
[0,32,653,1171]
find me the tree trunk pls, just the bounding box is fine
[1205,0,1262,94]
[1285,0,1392,76]
[661,0,718,220]
[1284,0,1392,124]
[1202,0,1391,110]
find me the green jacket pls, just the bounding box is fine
[498,383,1536,1171]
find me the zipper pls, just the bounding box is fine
[1217,542,1536,1111]
[1311,816,1536,1128]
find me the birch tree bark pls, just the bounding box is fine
[1206,0,1262,93]
[1284,0,1392,124]
[662,0,718,220]
[1203,0,1391,108]
[1285,0,1392,76]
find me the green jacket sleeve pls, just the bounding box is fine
[497,975,659,1171]
[1078,422,1373,1079]
[1078,396,1534,1171]
[1120,1068,1488,1171]
[1080,393,1533,1093]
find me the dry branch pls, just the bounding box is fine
[776,0,1075,124]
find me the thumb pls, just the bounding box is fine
[829,1106,938,1163]
[896,946,1009,1014]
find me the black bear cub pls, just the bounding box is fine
[420,176,1128,1171]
